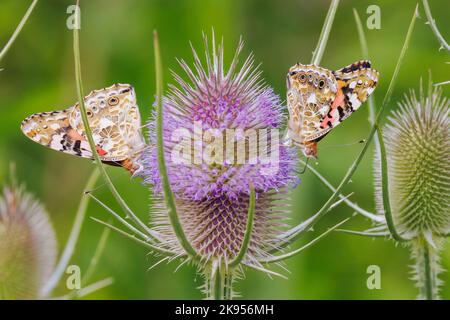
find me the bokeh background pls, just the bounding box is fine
[0,0,448,299]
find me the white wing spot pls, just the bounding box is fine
[99,117,115,129]
[306,93,317,104]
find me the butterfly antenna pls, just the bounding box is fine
[321,139,366,149]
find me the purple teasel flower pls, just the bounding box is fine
[141,34,299,297]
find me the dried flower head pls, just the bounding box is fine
[0,184,57,299]
[142,34,298,289]
[374,84,449,238]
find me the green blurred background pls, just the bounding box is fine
[0,0,448,299]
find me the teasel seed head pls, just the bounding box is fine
[374,82,449,299]
[374,84,450,239]
[0,184,57,299]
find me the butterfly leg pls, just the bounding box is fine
[298,156,310,174]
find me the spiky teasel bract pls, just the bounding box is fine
[374,81,449,299]
[142,34,298,297]
[0,182,57,299]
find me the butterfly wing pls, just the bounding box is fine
[68,84,139,162]
[314,60,379,140]
[21,84,144,164]
[21,108,94,158]
[286,64,338,148]
[118,94,146,156]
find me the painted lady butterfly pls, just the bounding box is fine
[286,60,379,158]
[21,83,146,174]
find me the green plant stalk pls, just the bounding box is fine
[229,184,255,267]
[54,277,114,300]
[334,228,390,237]
[423,243,434,299]
[376,126,408,242]
[412,237,440,300]
[279,4,418,245]
[87,193,151,241]
[91,217,176,255]
[299,159,383,222]
[0,0,39,63]
[311,0,340,65]
[353,8,376,124]
[81,225,110,286]
[62,224,111,300]
[243,262,288,279]
[373,4,419,243]
[209,260,223,300]
[353,9,369,59]
[153,30,198,258]
[434,80,450,87]
[422,0,450,52]
[40,168,100,298]
[262,217,350,263]
[353,7,381,201]
[222,268,233,300]
[72,2,158,240]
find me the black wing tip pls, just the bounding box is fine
[337,60,373,74]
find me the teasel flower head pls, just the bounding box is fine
[141,34,298,296]
[0,183,57,299]
[374,81,449,299]
[374,84,449,239]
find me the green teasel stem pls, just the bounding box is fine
[412,237,440,300]
[377,4,419,111]
[334,228,390,237]
[40,168,100,298]
[299,159,383,222]
[81,224,110,286]
[422,0,450,52]
[209,260,224,300]
[62,224,111,300]
[222,269,233,300]
[353,8,377,125]
[279,4,418,245]
[353,9,370,59]
[355,5,416,240]
[311,0,340,65]
[87,192,151,242]
[54,277,114,300]
[376,126,408,242]
[72,1,158,240]
[423,243,434,300]
[434,80,450,87]
[263,217,350,263]
[372,4,419,242]
[153,30,198,258]
[91,217,176,255]
[0,0,39,63]
[229,184,255,268]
